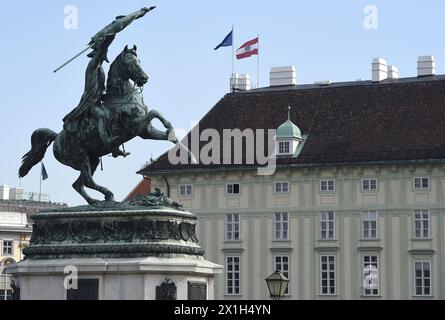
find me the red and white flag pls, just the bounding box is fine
[236,37,259,60]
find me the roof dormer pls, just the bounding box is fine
[276,107,304,157]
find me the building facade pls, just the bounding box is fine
[0,206,32,300]
[0,187,67,299]
[139,59,445,299]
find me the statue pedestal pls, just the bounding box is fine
[6,202,222,300]
[9,256,220,300]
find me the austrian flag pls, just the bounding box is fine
[236,37,259,60]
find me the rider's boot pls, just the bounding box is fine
[100,124,130,158]
[108,136,130,158]
[111,147,131,158]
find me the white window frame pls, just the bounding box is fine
[413,177,430,190]
[414,260,432,297]
[319,211,336,240]
[362,256,379,296]
[225,213,240,241]
[362,179,378,191]
[362,211,379,240]
[320,255,336,295]
[226,183,240,195]
[275,256,290,295]
[2,240,13,256]
[413,209,430,239]
[274,212,289,241]
[275,181,289,193]
[226,256,241,295]
[278,141,290,155]
[320,180,335,192]
[179,184,193,197]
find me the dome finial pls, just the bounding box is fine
[288,106,291,120]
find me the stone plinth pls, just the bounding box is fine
[9,256,220,300]
[7,198,223,300]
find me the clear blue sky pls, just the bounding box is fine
[1,0,444,205]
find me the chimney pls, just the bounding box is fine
[270,66,297,87]
[0,185,10,200]
[230,73,251,92]
[417,56,436,77]
[372,58,388,82]
[314,80,332,86]
[9,187,24,201]
[388,65,399,79]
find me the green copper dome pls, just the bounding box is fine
[276,119,302,140]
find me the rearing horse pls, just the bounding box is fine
[19,46,185,205]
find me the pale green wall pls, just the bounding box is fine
[149,162,445,299]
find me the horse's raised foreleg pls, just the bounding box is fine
[139,124,174,141]
[138,121,197,165]
[139,110,173,131]
[137,109,176,142]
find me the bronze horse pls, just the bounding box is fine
[19,46,186,205]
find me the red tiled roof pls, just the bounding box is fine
[124,177,151,201]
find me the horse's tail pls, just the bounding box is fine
[19,128,58,178]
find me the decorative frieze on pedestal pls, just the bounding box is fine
[24,206,203,259]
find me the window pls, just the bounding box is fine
[320,180,335,192]
[226,256,240,295]
[275,256,290,295]
[179,184,193,196]
[0,274,13,300]
[275,181,289,193]
[226,183,240,195]
[278,141,290,155]
[0,290,12,301]
[274,212,289,240]
[414,261,431,296]
[362,179,377,191]
[413,210,430,239]
[362,211,378,239]
[225,214,240,241]
[414,177,429,190]
[2,240,13,255]
[320,255,336,295]
[363,256,379,296]
[320,211,336,240]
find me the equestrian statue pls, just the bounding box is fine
[18,7,194,205]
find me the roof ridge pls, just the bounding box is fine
[236,74,445,95]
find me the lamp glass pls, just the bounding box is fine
[265,270,289,299]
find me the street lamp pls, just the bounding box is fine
[265,270,289,300]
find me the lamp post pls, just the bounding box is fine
[265,270,289,300]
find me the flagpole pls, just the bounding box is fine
[257,34,260,88]
[39,162,42,202]
[232,24,235,75]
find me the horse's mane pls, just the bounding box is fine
[107,52,124,86]
[106,48,138,92]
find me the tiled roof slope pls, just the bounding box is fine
[123,177,151,201]
[140,76,445,174]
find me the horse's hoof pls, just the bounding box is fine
[88,199,120,209]
[167,129,178,142]
[88,200,102,207]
